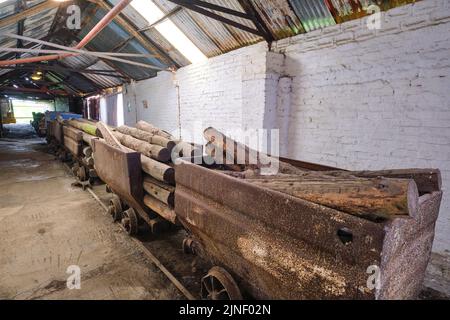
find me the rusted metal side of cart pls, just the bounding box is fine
[92,139,168,234]
[175,161,442,300]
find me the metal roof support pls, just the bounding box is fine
[0,0,133,66]
[176,0,250,19]
[15,0,27,59]
[0,65,128,80]
[91,0,179,68]
[138,5,183,32]
[166,0,264,38]
[237,0,275,43]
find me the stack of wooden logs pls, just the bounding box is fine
[60,119,99,181]
[112,121,178,224]
[203,127,437,221]
[55,118,186,223]
[92,120,191,224]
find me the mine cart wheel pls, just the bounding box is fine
[71,163,80,176]
[109,195,123,222]
[182,238,195,255]
[121,208,138,236]
[201,267,242,300]
[77,166,87,181]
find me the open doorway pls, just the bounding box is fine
[11,99,55,124]
[97,93,124,127]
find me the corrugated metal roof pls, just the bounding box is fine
[152,0,261,56]
[0,0,16,20]
[206,0,261,46]
[84,60,123,89]
[0,0,422,96]
[250,0,305,39]
[289,0,336,32]
[326,0,418,23]
[23,7,57,41]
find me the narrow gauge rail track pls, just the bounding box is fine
[63,163,202,300]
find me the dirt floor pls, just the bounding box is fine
[0,124,448,300]
[0,124,184,299]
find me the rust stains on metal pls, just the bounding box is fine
[175,161,442,299]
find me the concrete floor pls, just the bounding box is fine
[0,125,182,300]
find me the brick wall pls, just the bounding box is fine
[123,0,450,257]
[123,42,271,138]
[275,0,450,255]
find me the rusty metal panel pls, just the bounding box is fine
[175,162,385,299]
[92,139,159,223]
[326,0,419,23]
[92,139,143,203]
[379,191,442,299]
[175,162,442,299]
[289,0,336,32]
[250,0,305,39]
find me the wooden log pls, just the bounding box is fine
[82,133,97,147]
[172,141,202,158]
[119,145,175,185]
[67,120,99,137]
[143,195,177,224]
[78,118,98,126]
[113,131,170,162]
[63,125,83,142]
[134,121,200,157]
[96,121,123,149]
[246,176,419,220]
[204,127,304,175]
[116,125,176,150]
[141,154,175,185]
[325,169,441,195]
[143,176,175,207]
[136,120,174,139]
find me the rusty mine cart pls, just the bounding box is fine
[49,119,443,300]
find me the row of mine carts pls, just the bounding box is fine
[46,118,443,300]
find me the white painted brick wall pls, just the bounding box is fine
[123,43,271,139]
[123,0,450,257]
[277,0,450,256]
